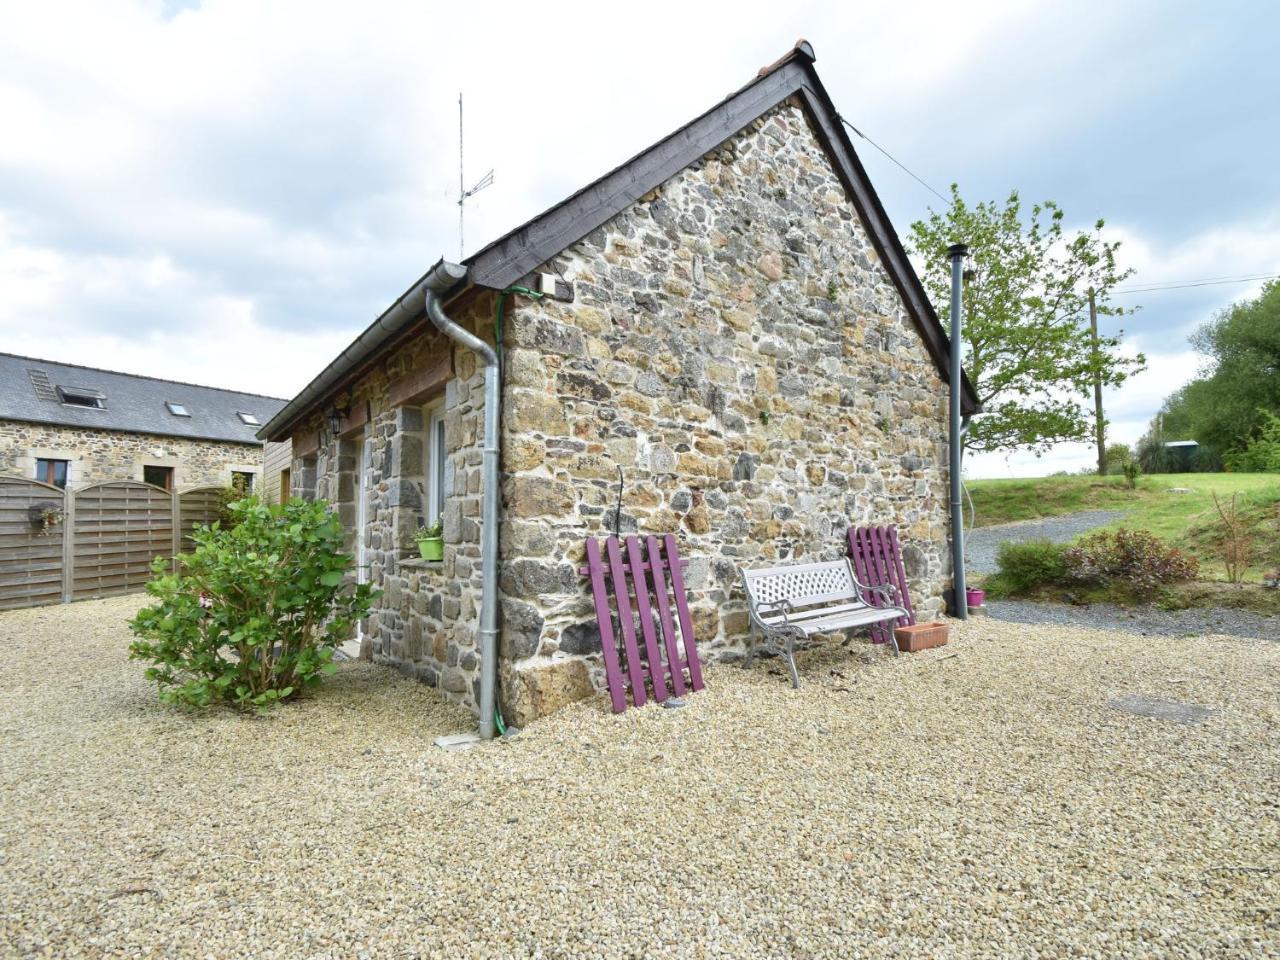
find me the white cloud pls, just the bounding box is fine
[0,0,1276,457]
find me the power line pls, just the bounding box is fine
[826,116,1278,299]
[835,114,949,205]
[1112,273,1280,295]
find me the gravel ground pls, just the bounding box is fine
[966,510,1128,575]
[3,596,1278,959]
[988,598,1279,641]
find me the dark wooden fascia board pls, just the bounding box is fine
[466,58,979,414]
[268,48,980,440]
[467,61,809,291]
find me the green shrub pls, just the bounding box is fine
[1104,442,1133,474]
[993,539,1070,593]
[1063,528,1198,599]
[1122,460,1141,490]
[129,497,377,711]
[1224,410,1280,472]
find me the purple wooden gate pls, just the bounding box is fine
[848,525,916,643]
[581,534,704,713]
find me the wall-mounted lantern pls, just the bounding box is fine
[326,403,350,441]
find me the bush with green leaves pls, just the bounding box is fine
[129,497,377,710]
[1063,528,1198,599]
[1224,410,1280,472]
[992,539,1070,594]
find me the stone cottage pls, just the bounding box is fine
[0,352,286,492]
[259,41,979,727]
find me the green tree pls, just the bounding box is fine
[1170,281,1280,456]
[910,186,1145,454]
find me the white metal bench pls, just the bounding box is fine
[741,558,907,687]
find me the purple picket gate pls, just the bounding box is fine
[847,525,916,643]
[581,534,704,713]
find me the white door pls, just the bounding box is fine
[343,432,371,659]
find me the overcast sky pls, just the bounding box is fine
[2,1,1277,478]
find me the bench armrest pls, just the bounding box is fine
[755,597,794,623]
[850,572,897,606]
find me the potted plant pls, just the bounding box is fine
[415,519,444,562]
[29,502,64,535]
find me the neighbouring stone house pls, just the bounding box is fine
[260,42,979,725]
[0,353,286,492]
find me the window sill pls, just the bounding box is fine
[399,556,445,572]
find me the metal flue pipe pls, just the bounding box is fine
[423,259,502,739]
[947,243,968,620]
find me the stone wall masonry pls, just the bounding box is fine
[0,420,264,489]
[291,294,498,713]
[497,100,953,722]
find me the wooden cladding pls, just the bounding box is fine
[292,431,320,459]
[337,399,369,439]
[389,354,452,408]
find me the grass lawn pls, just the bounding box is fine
[968,472,1280,582]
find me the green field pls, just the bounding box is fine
[967,472,1280,582]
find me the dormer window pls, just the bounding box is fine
[166,402,191,417]
[237,412,260,425]
[57,386,105,409]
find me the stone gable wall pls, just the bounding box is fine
[294,99,953,726]
[496,100,952,721]
[0,420,264,489]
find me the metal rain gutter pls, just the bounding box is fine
[947,243,968,620]
[256,269,450,442]
[422,259,501,740]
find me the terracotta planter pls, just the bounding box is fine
[894,621,949,652]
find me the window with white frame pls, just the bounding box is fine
[425,402,447,525]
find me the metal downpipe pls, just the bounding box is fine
[423,260,501,740]
[948,243,968,620]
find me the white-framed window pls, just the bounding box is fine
[425,402,447,525]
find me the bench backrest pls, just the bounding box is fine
[741,559,866,626]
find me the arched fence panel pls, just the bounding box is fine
[71,481,175,601]
[0,478,243,609]
[178,487,227,548]
[0,476,67,610]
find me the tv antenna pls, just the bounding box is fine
[457,92,494,259]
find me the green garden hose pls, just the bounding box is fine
[495,285,543,367]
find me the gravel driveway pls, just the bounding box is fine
[3,596,1278,958]
[966,509,1127,575]
[988,598,1279,641]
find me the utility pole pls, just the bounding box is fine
[1088,287,1106,475]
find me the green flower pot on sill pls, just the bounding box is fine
[418,537,444,562]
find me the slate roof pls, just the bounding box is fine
[263,40,979,441]
[0,352,287,444]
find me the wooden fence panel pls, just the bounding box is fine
[71,481,174,601]
[0,477,66,610]
[178,486,226,548]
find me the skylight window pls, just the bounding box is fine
[166,402,191,417]
[237,412,260,426]
[57,386,105,409]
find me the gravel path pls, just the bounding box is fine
[967,509,1128,574]
[3,596,1279,959]
[988,598,1278,641]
